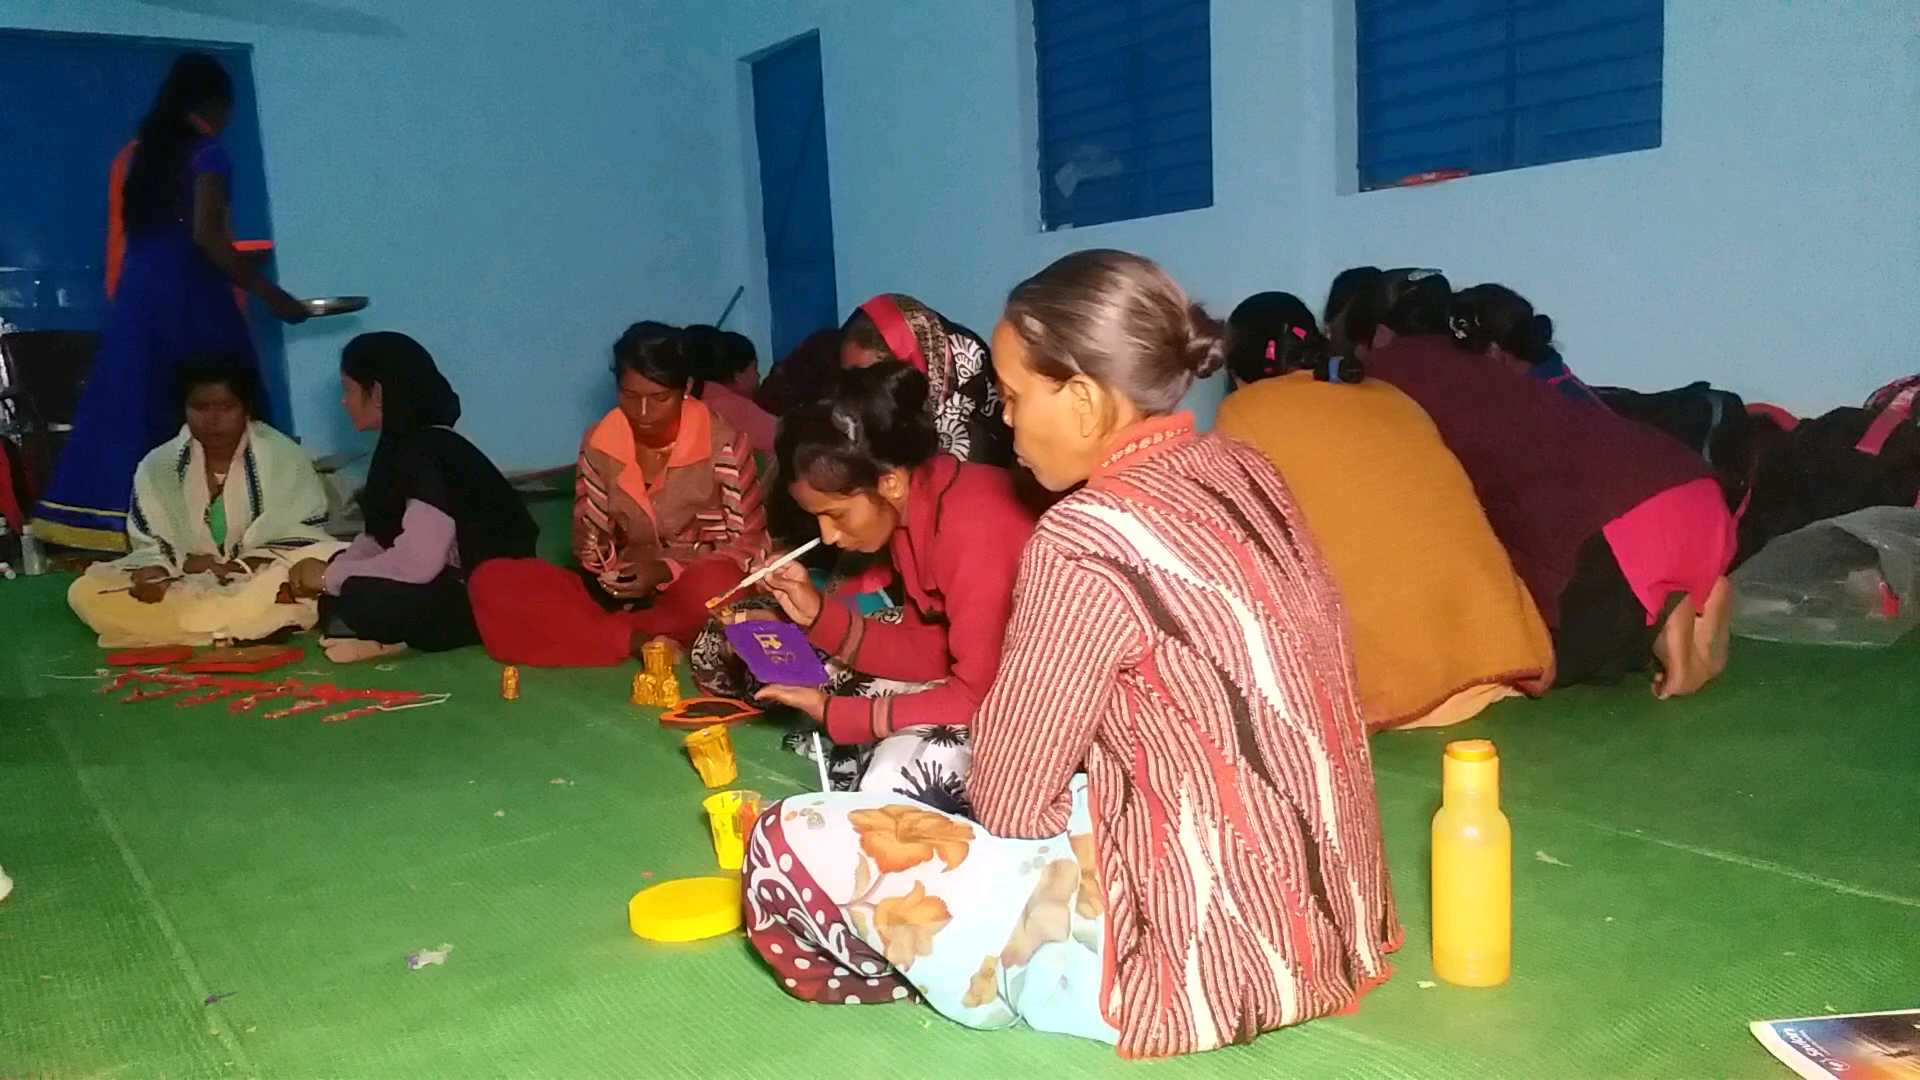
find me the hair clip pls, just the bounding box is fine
[1264,340,1277,362]
[1291,325,1309,340]
[831,408,860,444]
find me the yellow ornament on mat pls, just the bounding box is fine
[641,638,675,682]
[631,672,659,707]
[683,724,737,787]
[500,666,520,701]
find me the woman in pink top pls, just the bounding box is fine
[683,324,776,455]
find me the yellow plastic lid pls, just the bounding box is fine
[627,877,743,943]
[1445,739,1497,763]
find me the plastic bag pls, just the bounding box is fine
[1731,506,1920,647]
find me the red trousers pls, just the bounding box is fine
[469,556,743,667]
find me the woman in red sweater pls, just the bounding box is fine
[742,252,1398,1057]
[752,361,1034,809]
[1352,270,1735,697]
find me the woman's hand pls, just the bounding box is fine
[182,553,219,575]
[209,560,250,584]
[760,560,823,628]
[267,291,309,325]
[286,557,328,599]
[601,559,669,600]
[128,567,173,605]
[754,684,827,723]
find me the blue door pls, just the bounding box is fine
[751,33,838,365]
[0,30,290,431]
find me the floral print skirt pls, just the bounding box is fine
[743,776,1116,1045]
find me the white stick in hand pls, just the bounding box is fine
[707,537,824,611]
[812,731,832,791]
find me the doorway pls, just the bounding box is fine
[750,32,839,366]
[0,30,289,431]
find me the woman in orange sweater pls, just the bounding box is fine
[469,324,766,662]
[742,252,1397,1057]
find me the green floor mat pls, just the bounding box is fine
[2,571,1915,1078]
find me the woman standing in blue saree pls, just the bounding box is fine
[31,52,309,551]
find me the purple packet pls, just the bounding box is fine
[724,619,830,687]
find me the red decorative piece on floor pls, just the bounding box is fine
[104,646,195,667]
[175,645,305,674]
[99,670,444,724]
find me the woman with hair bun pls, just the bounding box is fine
[748,359,1036,805]
[1340,266,1453,362]
[742,251,1398,1058]
[1216,291,1553,731]
[1450,283,1603,407]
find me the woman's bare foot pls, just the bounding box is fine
[1696,578,1733,680]
[322,637,409,665]
[1651,596,1703,700]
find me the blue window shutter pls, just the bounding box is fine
[1356,0,1662,190]
[1035,0,1214,229]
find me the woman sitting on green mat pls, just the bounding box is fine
[746,359,1036,810]
[68,361,343,647]
[742,251,1397,1057]
[287,331,537,664]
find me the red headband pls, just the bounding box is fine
[858,295,926,374]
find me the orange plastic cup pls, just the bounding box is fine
[683,724,737,787]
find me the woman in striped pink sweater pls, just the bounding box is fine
[742,251,1398,1057]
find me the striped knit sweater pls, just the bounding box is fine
[574,397,767,581]
[968,414,1400,1058]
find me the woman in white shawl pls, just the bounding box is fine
[69,361,344,646]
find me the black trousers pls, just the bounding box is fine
[317,568,479,653]
[1551,532,1664,687]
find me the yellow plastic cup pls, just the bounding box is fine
[683,723,737,787]
[701,789,762,870]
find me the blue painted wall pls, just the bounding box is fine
[6,0,1914,465]
[694,0,1920,423]
[0,0,739,467]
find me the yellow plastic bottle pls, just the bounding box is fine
[1431,738,1511,987]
